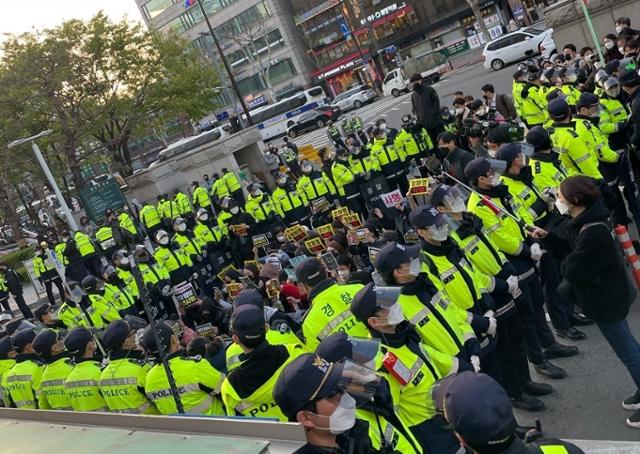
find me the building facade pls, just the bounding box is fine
[136,0,315,117]
[289,0,512,96]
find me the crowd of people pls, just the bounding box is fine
[2,15,640,454]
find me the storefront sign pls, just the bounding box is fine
[439,38,470,58]
[306,14,342,35]
[467,26,504,48]
[360,2,407,26]
[295,0,341,25]
[316,57,362,80]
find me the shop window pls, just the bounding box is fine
[269,59,298,86]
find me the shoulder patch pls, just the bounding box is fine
[185,355,202,362]
[128,358,147,366]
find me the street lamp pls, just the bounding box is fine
[195,0,253,125]
[7,130,79,231]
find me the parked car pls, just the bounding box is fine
[382,66,441,97]
[287,106,341,138]
[330,85,376,112]
[482,27,556,71]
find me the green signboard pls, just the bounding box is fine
[438,39,470,58]
[79,178,127,224]
[80,163,110,180]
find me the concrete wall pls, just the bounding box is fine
[544,0,640,51]
[124,127,271,203]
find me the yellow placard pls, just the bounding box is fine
[230,224,248,236]
[243,260,261,270]
[409,178,431,195]
[304,237,326,254]
[285,224,308,242]
[317,223,334,240]
[342,213,362,229]
[331,206,350,220]
[227,282,243,298]
[216,264,237,282]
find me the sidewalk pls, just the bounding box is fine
[7,283,54,318]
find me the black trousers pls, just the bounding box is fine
[538,253,572,331]
[43,277,65,305]
[515,275,557,365]
[495,311,531,398]
[231,189,245,207]
[411,414,460,454]
[10,291,33,319]
[426,124,445,147]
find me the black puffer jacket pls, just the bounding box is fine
[557,200,636,323]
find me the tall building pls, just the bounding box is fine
[135,0,315,116]
[289,0,511,96]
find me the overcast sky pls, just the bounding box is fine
[1,0,143,39]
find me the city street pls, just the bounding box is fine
[284,61,640,443]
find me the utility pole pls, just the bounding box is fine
[195,0,253,125]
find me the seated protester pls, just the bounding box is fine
[242,263,263,289]
[278,270,308,312]
[187,336,227,374]
[220,302,306,420]
[336,255,373,286]
[316,333,422,453]
[198,297,231,336]
[328,236,368,272]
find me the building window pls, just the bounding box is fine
[238,74,266,96]
[269,59,298,85]
[142,0,177,20]
[229,49,249,67]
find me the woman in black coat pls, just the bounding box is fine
[553,176,640,429]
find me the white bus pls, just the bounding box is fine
[248,86,327,141]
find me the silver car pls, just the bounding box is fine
[330,85,376,112]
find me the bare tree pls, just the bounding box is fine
[465,0,491,42]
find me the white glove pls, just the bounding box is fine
[486,314,497,337]
[530,243,543,262]
[192,272,199,280]
[506,275,520,297]
[161,285,171,296]
[471,355,481,373]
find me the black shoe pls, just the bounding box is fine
[569,312,594,326]
[555,327,586,341]
[627,408,640,428]
[511,394,544,411]
[544,343,579,359]
[623,390,640,411]
[523,381,553,396]
[514,424,538,440]
[534,360,567,379]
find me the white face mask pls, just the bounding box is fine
[605,41,615,50]
[408,257,422,276]
[386,303,405,326]
[158,236,169,246]
[454,107,464,114]
[199,214,209,222]
[253,190,262,197]
[230,206,239,214]
[276,234,285,243]
[490,173,502,187]
[302,165,313,173]
[606,87,620,98]
[175,223,187,232]
[619,46,626,54]
[379,122,387,130]
[555,198,570,215]
[337,269,350,281]
[616,25,624,34]
[429,224,449,242]
[449,197,467,213]
[476,107,487,116]
[328,393,357,434]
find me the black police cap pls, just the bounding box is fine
[547,98,571,120]
[485,126,511,145]
[429,183,451,208]
[231,305,266,342]
[295,257,327,287]
[233,289,264,309]
[526,127,552,152]
[495,143,522,168]
[273,353,344,420]
[0,335,15,359]
[619,68,640,86]
[32,328,61,357]
[464,158,492,185]
[141,321,173,354]
[350,282,378,323]
[576,92,600,109]
[604,59,620,75]
[408,204,443,230]
[434,372,517,447]
[34,304,52,322]
[374,241,420,277]
[101,320,131,351]
[64,327,93,354]
[12,328,37,351]
[316,332,352,363]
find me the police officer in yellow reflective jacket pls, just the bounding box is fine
[153,229,194,285]
[99,320,157,414]
[102,266,138,317]
[525,127,568,194]
[0,336,16,406]
[519,70,547,128]
[73,230,102,278]
[33,245,65,306]
[245,183,282,235]
[331,148,365,213]
[395,115,433,161]
[600,77,630,152]
[222,167,245,206]
[272,172,309,226]
[4,329,45,409]
[142,321,225,415]
[139,202,162,237]
[316,333,423,454]
[210,172,231,207]
[64,327,107,412]
[434,371,586,454]
[191,181,212,213]
[295,258,369,352]
[221,299,305,420]
[351,283,460,453]
[32,328,73,410]
[118,209,140,241]
[464,158,577,380]
[81,275,121,329]
[370,128,405,192]
[296,160,337,206]
[57,281,89,329]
